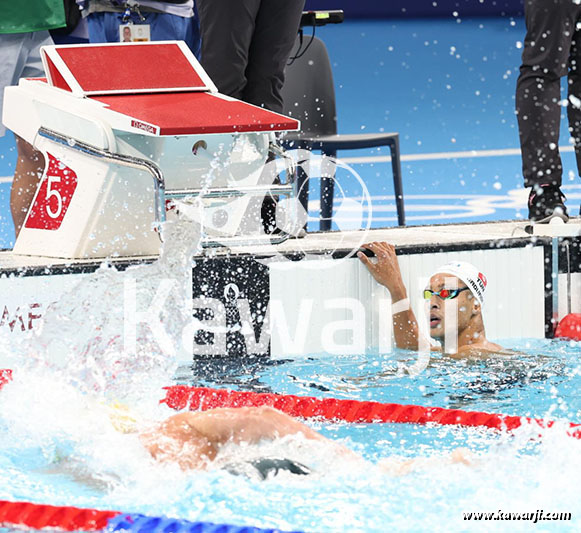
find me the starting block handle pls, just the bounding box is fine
[166,142,296,201]
[38,127,166,232]
[166,183,295,200]
[201,231,293,249]
[37,128,300,252]
[166,143,300,250]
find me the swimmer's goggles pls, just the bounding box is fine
[423,287,470,300]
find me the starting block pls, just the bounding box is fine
[3,41,300,259]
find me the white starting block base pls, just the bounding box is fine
[3,42,299,260]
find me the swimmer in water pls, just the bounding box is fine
[357,242,506,357]
[44,402,472,484]
[138,405,472,477]
[139,405,345,473]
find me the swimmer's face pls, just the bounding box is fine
[426,274,478,340]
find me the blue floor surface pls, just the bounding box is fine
[1,17,579,247]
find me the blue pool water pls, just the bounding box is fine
[198,339,580,421]
[0,222,579,532]
[0,338,580,532]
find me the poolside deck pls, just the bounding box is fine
[0,218,578,353]
[0,217,579,271]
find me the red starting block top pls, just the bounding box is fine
[42,41,215,95]
[93,92,298,135]
[39,41,299,135]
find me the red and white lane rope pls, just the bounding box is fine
[162,385,581,438]
[1,369,579,438]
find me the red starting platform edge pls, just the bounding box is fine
[36,41,300,136]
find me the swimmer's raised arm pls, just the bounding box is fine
[357,242,431,351]
[140,405,475,475]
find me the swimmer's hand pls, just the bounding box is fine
[449,447,473,465]
[357,242,407,299]
[377,447,474,476]
[358,241,429,352]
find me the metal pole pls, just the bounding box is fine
[552,237,560,330]
[37,127,166,228]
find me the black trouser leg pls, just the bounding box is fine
[196,0,305,233]
[516,0,580,188]
[196,0,260,99]
[197,0,304,113]
[243,0,305,113]
[568,22,581,177]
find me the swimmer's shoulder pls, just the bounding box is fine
[453,342,515,358]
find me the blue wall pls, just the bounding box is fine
[304,0,523,18]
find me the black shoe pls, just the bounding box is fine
[528,184,569,223]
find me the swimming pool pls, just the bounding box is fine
[0,335,580,533]
[0,218,578,532]
[189,338,580,420]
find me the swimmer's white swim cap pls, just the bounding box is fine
[431,261,487,306]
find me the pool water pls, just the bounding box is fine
[0,339,580,532]
[185,338,580,421]
[0,223,579,532]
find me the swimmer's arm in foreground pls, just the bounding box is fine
[377,447,474,475]
[357,242,431,351]
[139,406,353,470]
[140,406,474,474]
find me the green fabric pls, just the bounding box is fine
[0,0,66,34]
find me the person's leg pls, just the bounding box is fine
[516,0,577,189]
[196,0,260,98]
[236,1,304,232]
[242,0,306,113]
[0,34,25,139]
[11,135,45,237]
[567,10,581,180]
[2,32,52,237]
[190,1,202,60]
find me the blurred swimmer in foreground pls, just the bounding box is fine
[138,405,472,477]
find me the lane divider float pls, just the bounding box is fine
[0,500,302,533]
[162,385,581,439]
